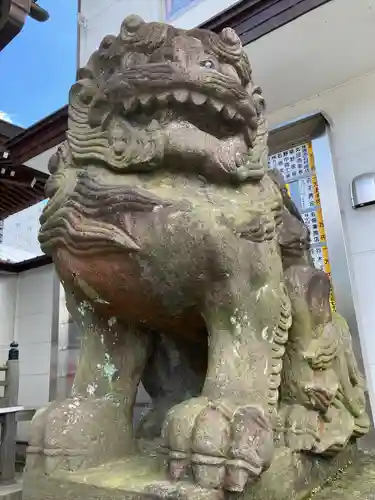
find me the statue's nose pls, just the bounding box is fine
[172,36,204,65]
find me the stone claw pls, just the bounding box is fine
[225,459,252,492]
[168,450,190,481]
[191,454,226,489]
[162,397,274,492]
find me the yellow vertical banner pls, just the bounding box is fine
[330,290,336,312]
[271,141,336,312]
[307,143,315,172]
[322,246,330,273]
[316,208,326,242]
[311,175,321,206]
[322,246,336,311]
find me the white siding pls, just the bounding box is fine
[78,0,242,65]
[0,265,56,441]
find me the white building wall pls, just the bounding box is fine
[24,146,58,175]
[15,265,56,414]
[0,142,61,445]
[266,70,375,411]
[0,265,56,441]
[2,201,47,257]
[79,0,160,66]
[79,0,241,66]
[0,145,59,261]
[167,0,242,28]
[56,286,77,400]
[0,274,17,362]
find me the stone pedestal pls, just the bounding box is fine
[22,442,361,500]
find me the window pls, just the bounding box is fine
[164,0,201,20]
[0,199,47,264]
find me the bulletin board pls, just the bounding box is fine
[268,143,336,311]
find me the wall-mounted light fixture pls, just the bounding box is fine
[351,173,375,209]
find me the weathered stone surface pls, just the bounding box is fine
[23,443,361,500]
[311,451,375,500]
[23,12,370,500]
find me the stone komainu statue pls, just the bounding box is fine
[28,14,369,495]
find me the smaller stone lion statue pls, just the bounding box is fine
[25,14,368,498]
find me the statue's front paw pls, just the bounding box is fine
[304,323,340,370]
[162,397,274,492]
[27,396,132,474]
[279,404,320,452]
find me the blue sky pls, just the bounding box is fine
[0,0,77,128]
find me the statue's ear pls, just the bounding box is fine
[306,271,332,327]
[121,14,145,34]
[252,86,265,116]
[219,27,241,47]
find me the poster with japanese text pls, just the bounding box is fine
[268,143,336,311]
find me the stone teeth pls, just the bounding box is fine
[139,94,152,105]
[269,374,281,389]
[123,96,138,112]
[148,119,159,131]
[173,90,189,103]
[156,92,170,104]
[190,92,207,105]
[222,105,236,120]
[210,99,224,113]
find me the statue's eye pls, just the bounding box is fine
[200,59,215,69]
[163,53,174,62]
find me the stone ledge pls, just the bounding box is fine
[22,444,366,500]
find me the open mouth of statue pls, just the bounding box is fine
[121,88,258,145]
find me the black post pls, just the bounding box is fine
[8,342,19,361]
[0,343,20,484]
[5,343,19,406]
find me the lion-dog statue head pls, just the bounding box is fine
[39,15,272,256]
